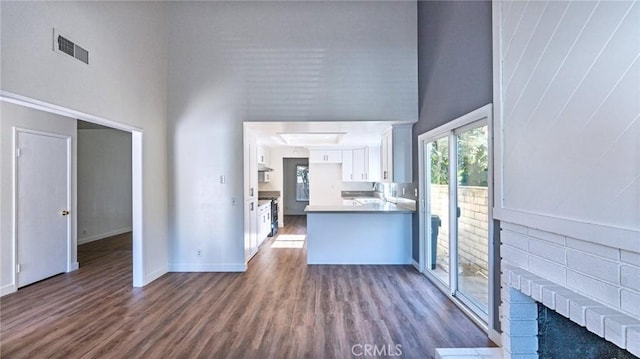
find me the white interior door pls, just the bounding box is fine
[16,129,70,287]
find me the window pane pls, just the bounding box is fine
[428,136,450,287]
[456,125,489,314]
[296,165,309,201]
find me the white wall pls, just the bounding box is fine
[166,1,417,270]
[495,0,640,322]
[77,128,132,244]
[0,102,77,295]
[1,1,169,285]
[494,0,640,249]
[308,164,374,206]
[309,164,343,206]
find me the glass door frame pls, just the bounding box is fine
[417,104,498,339]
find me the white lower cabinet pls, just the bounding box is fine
[245,200,259,261]
[258,203,271,245]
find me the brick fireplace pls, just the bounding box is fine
[437,222,640,359]
[503,267,639,358]
[500,223,640,359]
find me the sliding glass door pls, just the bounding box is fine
[424,120,489,320]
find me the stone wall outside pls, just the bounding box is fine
[430,184,488,276]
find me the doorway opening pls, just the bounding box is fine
[283,158,309,216]
[1,92,145,293]
[273,157,309,250]
[76,121,133,274]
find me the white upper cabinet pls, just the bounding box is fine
[367,146,381,182]
[381,125,412,183]
[342,150,354,181]
[381,129,392,182]
[258,171,271,183]
[341,146,381,182]
[309,149,342,163]
[352,148,367,181]
[257,145,270,166]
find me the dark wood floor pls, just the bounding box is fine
[1,216,493,358]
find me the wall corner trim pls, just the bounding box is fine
[0,283,17,297]
[144,265,169,286]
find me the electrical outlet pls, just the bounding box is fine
[402,187,406,195]
[414,188,418,197]
[197,249,202,257]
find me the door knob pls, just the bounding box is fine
[61,210,70,216]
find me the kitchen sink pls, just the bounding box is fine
[354,197,384,205]
[342,199,362,206]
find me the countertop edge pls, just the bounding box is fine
[304,204,415,214]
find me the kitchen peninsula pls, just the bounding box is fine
[305,198,414,265]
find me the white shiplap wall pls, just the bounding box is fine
[494,0,640,337]
[494,0,640,250]
[166,2,417,270]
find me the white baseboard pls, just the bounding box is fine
[0,283,17,297]
[145,265,168,285]
[168,263,248,272]
[69,262,79,271]
[78,227,132,244]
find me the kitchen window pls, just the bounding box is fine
[296,165,309,201]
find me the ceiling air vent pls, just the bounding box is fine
[53,29,89,64]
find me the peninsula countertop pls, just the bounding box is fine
[305,197,413,264]
[304,199,415,214]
